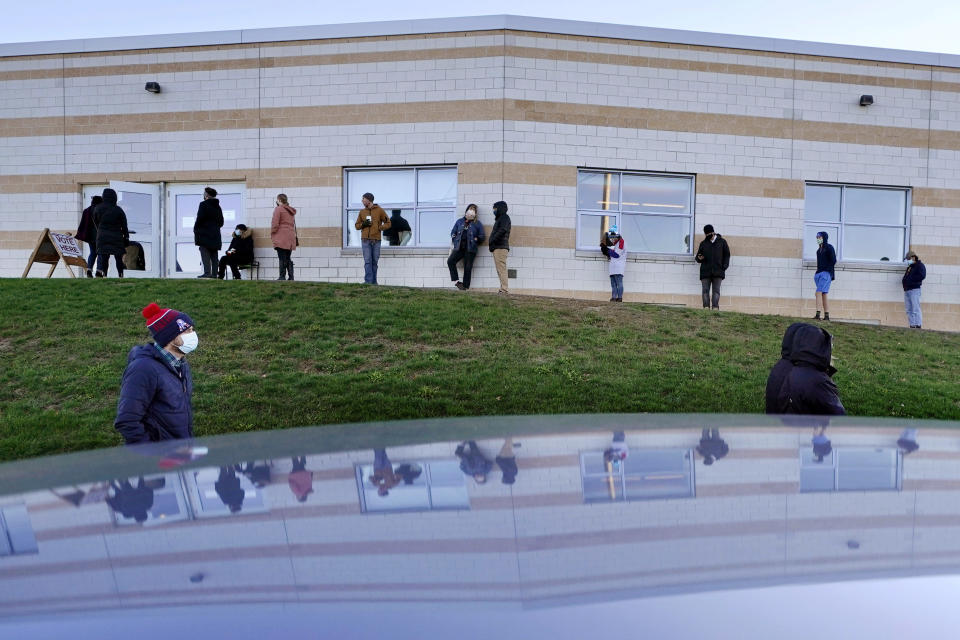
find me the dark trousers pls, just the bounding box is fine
[276,248,293,280]
[447,249,476,288]
[198,246,218,277]
[218,253,244,279]
[701,277,722,309]
[96,251,124,277]
[85,241,97,271]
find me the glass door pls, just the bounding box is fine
[165,183,246,278]
[108,181,162,278]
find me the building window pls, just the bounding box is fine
[356,460,469,513]
[109,474,191,527]
[803,183,910,263]
[0,504,38,556]
[580,449,695,503]
[799,448,901,492]
[576,170,695,253]
[344,167,457,248]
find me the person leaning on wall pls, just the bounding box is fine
[902,250,926,329]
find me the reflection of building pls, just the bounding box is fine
[1,426,960,616]
[2,17,958,328]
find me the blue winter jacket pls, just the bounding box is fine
[815,232,837,280]
[115,344,194,444]
[450,218,486,253]
[902,260,926,291]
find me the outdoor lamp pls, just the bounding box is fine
[859,94,873,106]
[145,82,161,93]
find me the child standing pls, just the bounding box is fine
[601,225,626,302]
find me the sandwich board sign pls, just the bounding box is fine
[21,228,88,278]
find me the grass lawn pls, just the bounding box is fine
[1,279,958,462]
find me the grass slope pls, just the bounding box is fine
[1,279,958,462]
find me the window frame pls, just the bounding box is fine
[803,182,912,264]
[355,460,470,514]
[799,447,902,493]
[342,165,458,249]
[576,169,696,254]
[579,449,696,503]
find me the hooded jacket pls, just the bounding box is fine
[455,441,493,476]
[903,259,926,291]
[816,231,837,280]
[93,189,129,255]
[271,204,298,251]
[225,227,255,264]
[382,211,412,245]
[488,203,512,251]
[695,233,731,279]
[115,344,194,445]
[450,217,486,253]
[765,323,846,415]
[194,198,224,250]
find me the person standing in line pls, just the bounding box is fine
[93,188,129,278]
[288,456,314,502]
[369,448,402,497]
[114,302,198,444]
[813,231,837,321]
[695,224,731,310]
[902,250,926,329]
[765,323,846,416]
[271,193,298,281]
[193,187,224,278]
[76,194,102,278]
[217,224,254,280]
[600,225,626,302]
[603,431,629,466]
[455,440,492,484]
[354,192,391,284]
[897,429,919,454]
[448,204,486,290]
[488,201,512,294]
[495,437,519,485]
[696,428,730,466]
[812,425,832,463]
[215,466,245,513]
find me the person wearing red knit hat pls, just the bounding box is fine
[114,302,198,445]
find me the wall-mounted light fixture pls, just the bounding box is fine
[859,94,874,107]
[144,82,161,94]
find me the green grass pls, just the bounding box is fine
[1,279,959,462]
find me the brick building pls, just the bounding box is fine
[1,15,957,328]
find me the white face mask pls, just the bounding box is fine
[234,230,242,237]
[177,331,198,354]
[466,211,477,221]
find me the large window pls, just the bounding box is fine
[0,504,38,556]
[580,449,695,502]
[803,183,910,263]
[356,460,469,513]
[800,448,901,493]
[577,170,695,253]
[344,167,457,248]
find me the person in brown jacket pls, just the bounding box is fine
[270,193,297,281]
[354,192,391,284]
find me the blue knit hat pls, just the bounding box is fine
[142,302,194,347]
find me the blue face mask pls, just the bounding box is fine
[234,230,242,237]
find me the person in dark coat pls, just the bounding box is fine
[902,250,926,328]
[93,188,129,278]
[242,461,271,488]
[495,437,518,485]
[76,194,102,278]
[395,463,423,485]
[215,466,245,513]
[812,425,832,462]
[115,302,197,444]
[106,477,155,523]
[382,209,412,246]
[193,187,224,278]
[764,322,804,414]
[813,230,837,321]
[217,224,254,280]
[448,204,486,290]
[696,428,730,465]
[695,224,731,310]
[488,201,512,294]
[765,322,846,415]
[455,440,492,484]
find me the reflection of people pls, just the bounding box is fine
[242,461,271,488]
[288,456,314,502]
[395,463,423,485]
[897,428,919,454]
[218,224,254,280]
[495,437,519,485]
[215,466,245,513]
[107,477,155,523]
[488,201,512,294]
[455,440,492,483]
[696,428,729,466]
[115,303,197,444]
[448,204,486,290]
[813,231,836,321]
[93,188,129,278]
[354,192,391,284]
[695,224,731,310]
[902,251,926,329]
[271,193,297,281]
[812,425,832,462]
[76,194,102,278]
[603,431,629,465]
[194,187,224,279]
[369,448,401,496]
[600,225,626,302]
[765,323,846,415]
[383,209,411,246]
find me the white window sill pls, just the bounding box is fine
[341,247,451,257]
[575,250,696,264]
[801,259,907,272]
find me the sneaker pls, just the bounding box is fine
[85,269,93,278]
[813,311,821,320]
[824,313,831,321]
[95,270,105,278]
[455,282,465,290]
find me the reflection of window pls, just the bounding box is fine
[800,448,901,492]
[0,504,38,556]
[344,167,457,248]
[110,474,191,527]
[577,170,695,253]
[580,449,695,503]
[356,460,469,513]
[184,467,269,518]
[803,183,910,262]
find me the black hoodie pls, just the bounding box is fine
[695,233,731,279]
[92,188,129,255]
[765,323,846,415]
[488,201,511,251]
[816,231,837,280]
